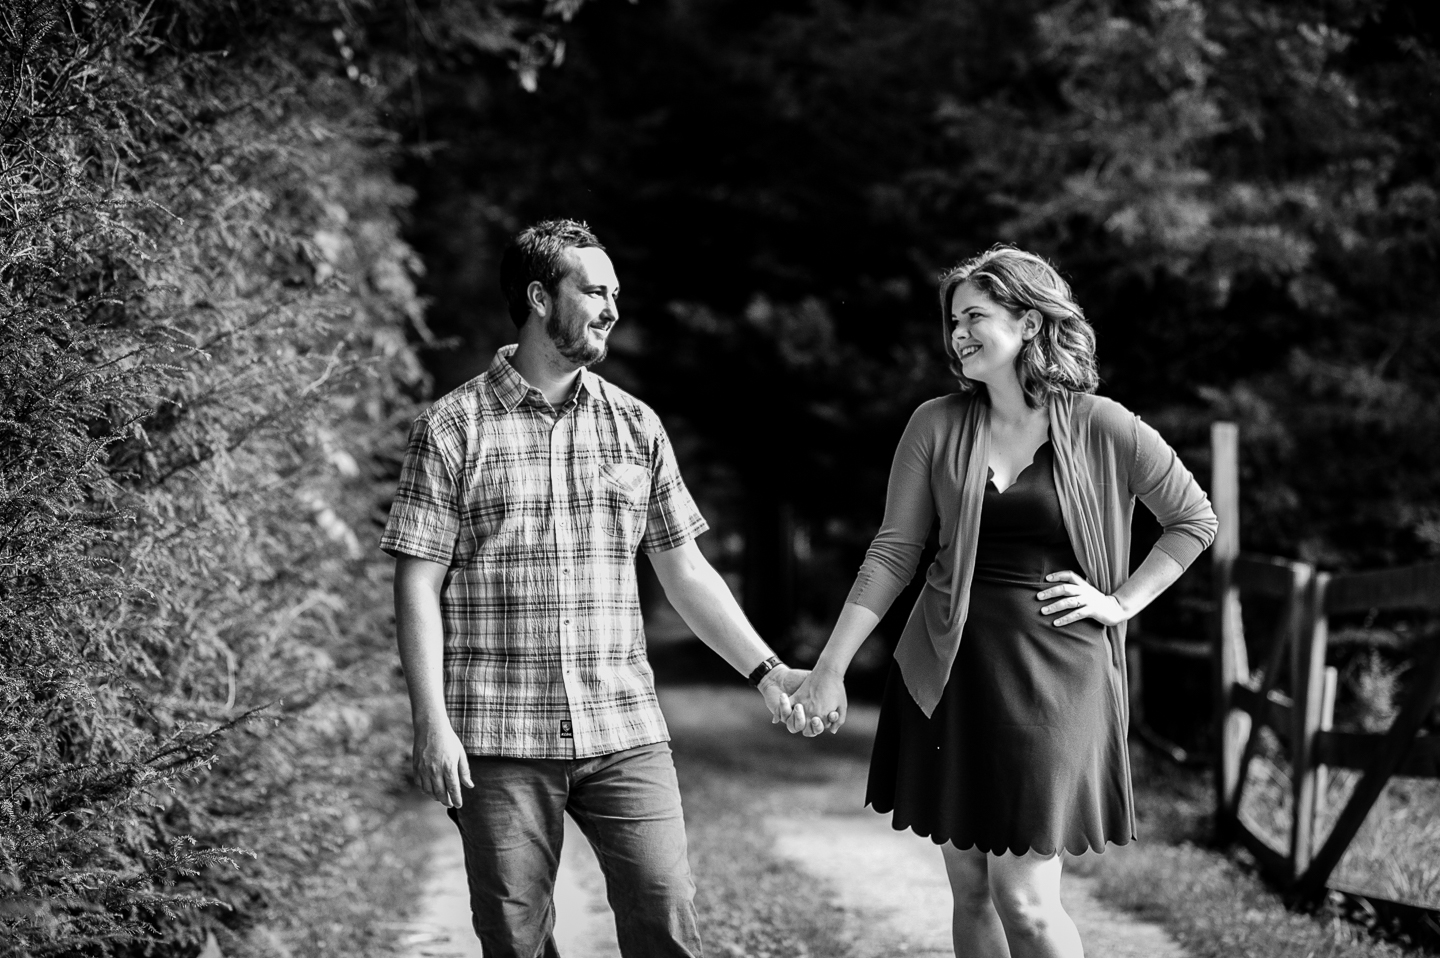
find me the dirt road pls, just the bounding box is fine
[392,683,1191,957]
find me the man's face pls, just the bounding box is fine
[543,247,620,367]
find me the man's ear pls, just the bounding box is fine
[526,280,549,318]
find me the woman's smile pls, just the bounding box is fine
[949,281,1035,385]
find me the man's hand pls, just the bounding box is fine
[758,664,808,726]
[413,719,473,808]
[786,667,847,737]
[395,555,469,805]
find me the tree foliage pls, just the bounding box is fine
[396,0,1440,655]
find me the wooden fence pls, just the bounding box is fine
[1209,422,1440,907]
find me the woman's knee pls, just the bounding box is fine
[942,844,994,915]
[987,852,1065,939]
[990,891,1057,941]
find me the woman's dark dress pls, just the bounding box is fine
[865,441,1133,855]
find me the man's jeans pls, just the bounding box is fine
[447,741,703,958]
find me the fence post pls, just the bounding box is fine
[1315,666,1338,818]
[1210,422,1247,838]
[1290,571,1330,881]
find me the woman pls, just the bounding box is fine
[785,246,1217,958]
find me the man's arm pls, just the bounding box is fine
[394,554,473,807]
[647,540,821,729]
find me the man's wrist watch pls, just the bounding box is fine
[747,655,782,688]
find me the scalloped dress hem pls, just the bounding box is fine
[865,799,1135,857]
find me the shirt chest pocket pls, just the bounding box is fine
[596,461,651,542]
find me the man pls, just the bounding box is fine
[381,219,822,958]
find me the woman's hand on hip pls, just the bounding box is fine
[1038,570,1127,628]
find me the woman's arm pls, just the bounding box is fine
[1037,409,1217,628]
[785,602,880,735]
[844,402,943,613]
[1038,550,1184,628]
[1130,415,1219,567]
[786,404,944,735]
[1111,549,1186,619]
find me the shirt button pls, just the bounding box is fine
[563,618,572,626]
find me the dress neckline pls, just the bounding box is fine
[986,439,1052,495]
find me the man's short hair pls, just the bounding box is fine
[499,219,606,327]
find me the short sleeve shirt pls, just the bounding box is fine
[380,345,709,759]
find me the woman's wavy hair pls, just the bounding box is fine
[938,245,1099,408]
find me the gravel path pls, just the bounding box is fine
[390,683,1193,958]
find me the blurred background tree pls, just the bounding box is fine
[391,0,1439,665]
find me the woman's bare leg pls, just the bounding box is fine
[986,850,1083,958]
[941,843,1010,957]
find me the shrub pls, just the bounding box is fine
[0,2,439,953]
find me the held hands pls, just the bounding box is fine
[758,664,844,737]
[784,667,847,737]
[413,719,473,808]
[758,664,808,726]
[1038,570,1127,628]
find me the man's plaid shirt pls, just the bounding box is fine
[380,345,708,759]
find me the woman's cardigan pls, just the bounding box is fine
[846,390,1219,719]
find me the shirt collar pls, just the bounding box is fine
[487,344,597,414]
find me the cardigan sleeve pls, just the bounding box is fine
[845,402,940,616]
[1128,414,1219,569]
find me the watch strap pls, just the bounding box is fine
[747,655,782,688]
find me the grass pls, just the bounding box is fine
[1233,725,1440,910]
[1085,842,1414,958]
[1322,774,1440,908]
[1079,743,1421,958]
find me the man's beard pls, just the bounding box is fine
[547,308,608,366]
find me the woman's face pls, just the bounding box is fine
[949,282,1037,388]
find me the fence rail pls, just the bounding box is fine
[1209,422,1440,913]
